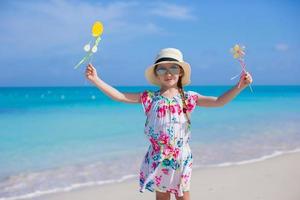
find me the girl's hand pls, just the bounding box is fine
[238,71,253,89]
[85,63,99,82]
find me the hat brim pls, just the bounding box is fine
[145,61,191,86]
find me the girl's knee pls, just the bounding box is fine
[175,191,190,200]
[156,191,170,200]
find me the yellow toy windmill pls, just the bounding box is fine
[74,21,104,69]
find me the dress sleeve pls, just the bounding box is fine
[185,91,200,113]
[140,90,154,115]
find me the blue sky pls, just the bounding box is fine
[0,0,299,86]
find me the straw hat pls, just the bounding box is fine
[145,48,191,86]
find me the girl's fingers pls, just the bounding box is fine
[86,70,95,76]
[87,64,94,70]
[244,76,253,84]
[244,72,252,80]
[89,64,95,70]
[88,67,95,73]
[86,68,93,73]
[86,64,97,79]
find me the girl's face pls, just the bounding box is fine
[154,63,184,87]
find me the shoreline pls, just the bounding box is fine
[7,149,298,200]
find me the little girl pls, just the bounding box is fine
[85,48,253,200]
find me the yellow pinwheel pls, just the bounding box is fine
[92,21,104,37]
[229,44,253,93]
[230,44,245,59]
[74,21,104,69]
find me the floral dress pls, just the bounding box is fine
[139,89,199,197]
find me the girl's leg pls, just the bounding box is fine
[156,191,171,200]
[175,191,190,200]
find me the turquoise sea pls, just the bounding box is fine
[0,85,300,200]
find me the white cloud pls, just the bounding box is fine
[0,0,167,58]
[149,3,196,20]
[274,43,289,52]
[0,0,197,63]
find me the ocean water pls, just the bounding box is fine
[0,85,299,200]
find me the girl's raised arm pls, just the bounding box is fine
[85,64,141,104]
[197,72,253,107]
[196,94,222,107]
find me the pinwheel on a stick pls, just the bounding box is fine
[230,44,253,93]
[74,21,104,69]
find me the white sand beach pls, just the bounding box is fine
[33,151,300,200]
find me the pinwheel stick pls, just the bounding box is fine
[74,52,93,69]
[237,58,253,93]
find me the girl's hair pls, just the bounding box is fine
[177,68,191,125]
[154,65,191,125]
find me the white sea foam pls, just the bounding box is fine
[194,148,300,168]
[1,149,300,200]
[0,174,137,200]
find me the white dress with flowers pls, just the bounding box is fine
[139,89,199,197]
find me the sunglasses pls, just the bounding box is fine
[155,64,181,76]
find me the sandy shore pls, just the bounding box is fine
[33,151,300,200]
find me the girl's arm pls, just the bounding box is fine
[197,72,253,107]
[85,64,141,103]
[197,84,244,107]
